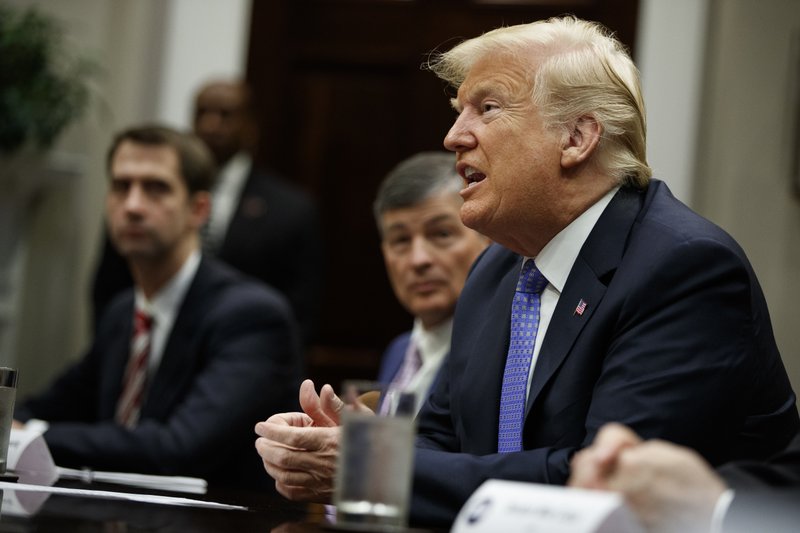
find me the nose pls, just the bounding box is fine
[122,184,146,214]
[409,237,434,269]
[195,111,222,135]
[444,113,476,152]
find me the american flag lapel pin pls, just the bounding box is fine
[574,299,588,316]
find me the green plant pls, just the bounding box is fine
[0,3,95,154]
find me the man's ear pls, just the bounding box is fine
[190,191,212,229]
[561,115,601,169]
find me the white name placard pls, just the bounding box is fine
[7,426,58,486]
[451,479,644,533]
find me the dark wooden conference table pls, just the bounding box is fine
[0,480,437,533]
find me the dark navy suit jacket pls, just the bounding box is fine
[377,332,412,385]
[216,165,322,344]
[410,181,799,526]
[17,257,302,489]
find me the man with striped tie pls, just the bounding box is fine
[14,125,301,489]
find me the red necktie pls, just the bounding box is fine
[116,310,154,428]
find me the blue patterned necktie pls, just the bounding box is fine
[498,259,547,453]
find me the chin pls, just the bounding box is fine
[459,203,491,232]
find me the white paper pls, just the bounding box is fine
[0,481,247,511]
[56,467,207,494]
[451,479,644,533]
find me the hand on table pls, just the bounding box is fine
[569,423,727,533]
[255,379,347,502]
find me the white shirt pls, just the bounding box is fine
[204,152,251,252]
[405,317,453,414]
[133,250,201,374]
[524,187,619,398]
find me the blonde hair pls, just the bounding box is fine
[427,16,651,188]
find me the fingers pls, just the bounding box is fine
[319,384,345,424]
[569,447,610,489]
[254,424,339,504]
[592,422,642,465]
[255,412,314,434]
[568,423,642,490]
[299,380,339,428]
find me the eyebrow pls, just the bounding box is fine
[383,213,460,234]
[424,214,460,226]
[452,79,506,113]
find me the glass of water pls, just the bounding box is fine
[333,380,416,531]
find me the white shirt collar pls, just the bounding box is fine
[410,317,453,364]
[217,152,251,195]
[533,186,619,293]
[133,250,201,370]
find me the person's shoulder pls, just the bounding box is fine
[247,165,316,210]
[641,180,739,243]
[95,288,135,334]
[385,331,413,352]
[195,257,293,316]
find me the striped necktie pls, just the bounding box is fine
[116,309,154,428]
[380,341,422,416]
[498,260,547,453]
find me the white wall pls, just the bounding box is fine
[636,0,710,205]
[157,0,252,129]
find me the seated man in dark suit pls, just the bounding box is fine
[570,423,800,533]
[15,125,302,489]
[374,151,489,414]
[93,79,323,345]
[255,16,798,527]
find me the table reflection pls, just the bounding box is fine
[0,481,316,532]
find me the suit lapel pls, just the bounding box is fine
[386,336,411,383]
[143,259,215,419]
[101,297,136,420]
[459,251,522,451]
[525,186,645,414]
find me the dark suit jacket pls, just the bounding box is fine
[719,431,800,533]
[216,165,322,344]
[377,332,412,384]
[410,181,799,526]
[17,257,302,490]
[92,163,322,344]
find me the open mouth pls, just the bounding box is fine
[463,166,486,188]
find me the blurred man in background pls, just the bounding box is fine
[16,125,301,489]
[374,151,489,414]
[93,79,322,345]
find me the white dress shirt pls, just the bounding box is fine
[134,250,200,373]
[524,186,619,398]
[405,317,453,414]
